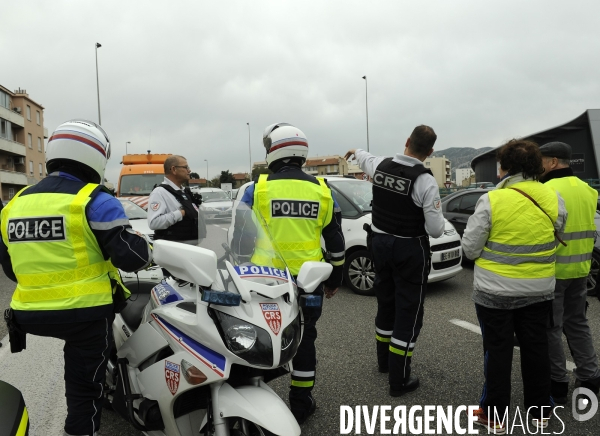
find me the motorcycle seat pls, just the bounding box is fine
[121,281,156,331]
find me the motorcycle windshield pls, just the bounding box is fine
[224,201,293,283]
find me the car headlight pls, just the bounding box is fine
[279,313,301,366]
[212,310,273,368]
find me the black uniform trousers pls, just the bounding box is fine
[289,284,323,419]
[372,232,430,389]
[475,301,553,420]
[20,314,115,436]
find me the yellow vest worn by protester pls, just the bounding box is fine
[251,174,333,276]
[1,183,126,312]
[475,180,559,282]
[546,176,597,279]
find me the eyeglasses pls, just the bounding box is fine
[173,165,190,170]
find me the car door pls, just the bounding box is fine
[446,192,486,237]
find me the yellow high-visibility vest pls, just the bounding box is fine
[251,174,333,275]
[475,180,558,280]
[1,183,124,311]
[546,176,597,279]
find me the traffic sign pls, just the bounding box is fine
[444,182,452,188]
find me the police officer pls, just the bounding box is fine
[540,141,600,402]
[147,155,206,244]
[345,125,444,396]
[0,120,152,436]
[232,123,345,424]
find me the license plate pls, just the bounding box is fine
[441,249,460,261]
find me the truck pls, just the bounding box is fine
[117,153,171,210]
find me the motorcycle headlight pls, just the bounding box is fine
[212,310,273,368]
[225,324,256,353]
[279,313,301,366]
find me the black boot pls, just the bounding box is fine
[389,374,420,397]
[551,380,568,405]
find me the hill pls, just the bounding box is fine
[431,147,493,181]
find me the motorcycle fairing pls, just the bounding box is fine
[152,313,226,377]
[117,321,169,368]
[150,281,184,306]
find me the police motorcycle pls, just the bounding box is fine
[104,207,332,436]
[0,378,29,435]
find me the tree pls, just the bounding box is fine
[190,172,200,179]
[219,170,235,184]
[251,166,271,180]
[209,176,220,187]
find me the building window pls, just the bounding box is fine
[38,137,42,151]
[9,188,15,199]
[28,133,32,148]
[36,110,41,125]
[26,105,31,120]
[0,90,9,109]
[29,160,33,175]
[39,163,43,176]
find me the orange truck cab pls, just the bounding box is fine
[117,153,171,209]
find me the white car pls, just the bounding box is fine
[117,198,162,281]
[228,178,462,296]
[196,187,233,220]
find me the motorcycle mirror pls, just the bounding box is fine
[296,262,333,294]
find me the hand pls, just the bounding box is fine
[344,149,357,161]
[324,286,339,299]
[180,208,186,217]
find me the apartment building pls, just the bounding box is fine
[455,168,475,186]
[424,155,451,187]
[0,84,47,201]
[303,155,349,176]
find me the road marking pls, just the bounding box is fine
[449,319,576,372]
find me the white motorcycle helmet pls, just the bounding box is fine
[263,122,308,168]
[46,119,111,183]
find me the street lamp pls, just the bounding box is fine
[204,159,208,186]
[247,123,251,177]
[362,75,370,152]
[126,141,130,154]
[95,43,102,125]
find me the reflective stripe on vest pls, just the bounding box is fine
[1,183,116,310]
[546,176,597,279]
[251,174,332,276]
[475,181,558,280]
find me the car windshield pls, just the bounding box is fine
[118,200,147,220]
[119,174,165,196]
[202,191,231,202]
[330,180,372,212]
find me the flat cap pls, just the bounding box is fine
[539,141,572,160]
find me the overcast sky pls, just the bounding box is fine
[2,1,600,184]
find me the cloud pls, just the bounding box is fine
[2,0,600,185]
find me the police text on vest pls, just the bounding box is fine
[271,200,320,219]
[373,170,411,195]
[7,217,66,242]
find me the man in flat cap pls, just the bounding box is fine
[540,141,600,403]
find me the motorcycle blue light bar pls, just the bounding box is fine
[300,295,322,308]
[201,290,241,307]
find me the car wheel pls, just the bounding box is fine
[344,249,376,296]
[587,249,600,298]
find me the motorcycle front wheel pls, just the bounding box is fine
[230,417,276,436]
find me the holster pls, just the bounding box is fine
[363,223,374,255]
[111,278,129,314]
[3,308,26,353]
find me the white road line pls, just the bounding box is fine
[449,318,576,372]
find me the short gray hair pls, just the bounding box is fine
[164,155,186,173]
